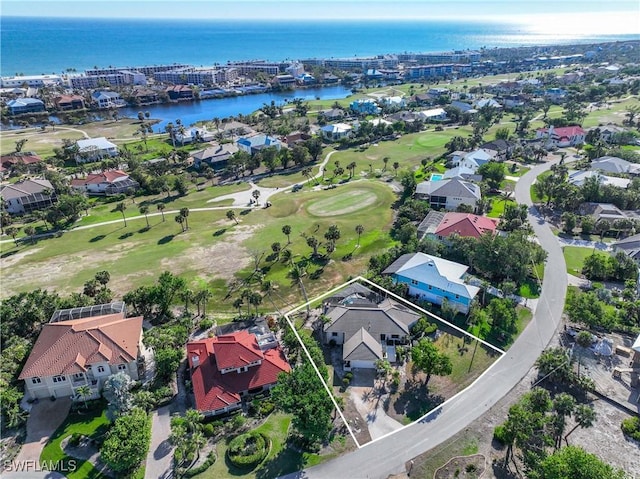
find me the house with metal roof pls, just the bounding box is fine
[415,177,481,211]
[6,98,45,115]
[192,143,239,169]
[590,156,640,176]
[612,234,640,264]
[75,137,119,163]
[383,253,480,314]
[236,134,282,155]
[320,123,353,141]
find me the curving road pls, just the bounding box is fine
[282,156,568,479]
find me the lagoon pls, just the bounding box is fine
[116,85,351,132]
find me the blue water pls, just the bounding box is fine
[430,174,443,181]
[116,85,351,131]
[3,17,639,75]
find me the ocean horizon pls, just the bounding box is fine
[2,16,639,76]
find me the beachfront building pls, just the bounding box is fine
[6,98,45,115]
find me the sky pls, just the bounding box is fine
[2,0,639,35]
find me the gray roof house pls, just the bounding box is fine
[590,156,640,175]
[612,234,640,264]
[0,178,56,214]
[324,297,420,370]
[579,202,627,223]
[192,143,239,169]
[415,177,481,211]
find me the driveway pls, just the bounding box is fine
[350,383,403,440]
[144,405,174,479]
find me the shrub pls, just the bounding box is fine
[199,318,214,330]
[231,414,246,429]
[621,416,640,441]
[68,433,83,447]
[184,450,216,477]
[493,424,508,445]
[344,372,353,381]
[202,423,216,438]
[342,378,350,389]
[226,432,269,469]
[258,400,275,416]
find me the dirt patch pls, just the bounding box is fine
[338,395,372,447]
[161,225,257,282]
[434,454,486,479]
[0,246,42,268]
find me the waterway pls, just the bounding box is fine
[117,85,352,132]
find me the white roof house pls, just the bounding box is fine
[568,170,631,188]
[75,137,119,163]
[590,156,640,175]
[417,108,447,121]
[320,123,353,141]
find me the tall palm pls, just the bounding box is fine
[6,226,19,245]
[282,224,292,244]
[175,214,185,232]
[382,156,389,172]
[355,224,364,247]
[179,207,190,229]
[393,161,400,177]
[139,205,150,228]
[288,264,310,314]
[251,189,261,206]
[226,210,238,225]
[115,202,127,227]
[157,203,166,222]
[76,384,92,409]
[564,404,596,444]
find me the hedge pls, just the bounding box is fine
[184,450,216,477]
[226,432,270,469]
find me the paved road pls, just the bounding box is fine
[144,405,174,479]
[282,158,568,479]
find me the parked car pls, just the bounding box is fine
[292,184,303,192]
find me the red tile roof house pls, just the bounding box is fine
[422,211,499,242]
[535,125,585,148]
[71,169,140,196]
[19,309,145,401]
[187,330,290,417]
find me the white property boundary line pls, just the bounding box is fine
[283,276,507,449]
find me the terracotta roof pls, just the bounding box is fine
[537,126,585,137]
[1,154,42,166]
[70,170,128,186]
[434,212,498,239]
[19,313,143,380]
[187,333,290,413]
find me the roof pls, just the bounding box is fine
[537,126,585,137]
[19,312,142,379]
[434,212,498,239]
[0,178,54,200]
[76,137,117,151]
[192,143,238,163]
[415,177,481,200]
[187,333,290,413]
[211,331,264,370]
[238,134,280,148]
[417,210,446,237]
[1,154,42,166]
[580,202,626,221]
[568,170,631,188]
[7,98,44,107]
[343,328,384,362]
[321,123,352,134]
[324,298,420,340]
[591,156,639,175]
[70,170,129,186]
[382,252,480,299]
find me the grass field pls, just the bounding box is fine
[40,403,110,479]
[562,245,609,276]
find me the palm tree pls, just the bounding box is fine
[288,264,310,314]
[564,404,596,444]
[175,214,185,232]
[157,203,166,222]
[139,205,150,228]
[76,384,92,409]
[382,156,389,172]
[115,202,127,227]
[301,166,312,185]
[251,189,261,206]
[226,210,238,225]
[179,207,190,229]
[23,226,36,244]
[355,224,364,247]
[393,161,400,177]
[306,236,320,257]
[347,161,357,179]
[282,224,292,244]
[6,226,19,245]
[195,289,212,317]
[232,298,244,316]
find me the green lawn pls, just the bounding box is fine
[486,195,516,219]
[562,246,609,276]
[432,332,498,386]
[195,413,324,479]
[40,402,110,479]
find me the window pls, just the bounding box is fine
[117,364,127,371]
[97,366,105,373]
[455,294,459,299]
[332,332,338,337]
[391,334,399,339]
[428,285,432,290]
[53,376,66,383]
[31,377,42,384]
[411,279,418,285]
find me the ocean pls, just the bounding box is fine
[2,16,639,76]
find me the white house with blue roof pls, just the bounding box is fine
[236,134,281,155]
[383,253,480,314]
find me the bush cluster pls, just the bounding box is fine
[621,416,640,442]
[226,432,270,469]
[184,450,216,477]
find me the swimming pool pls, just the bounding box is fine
[430,173,443,181]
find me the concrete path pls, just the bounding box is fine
[350,387,403,440]
[144,405,174,479]
[556,236,612,252]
